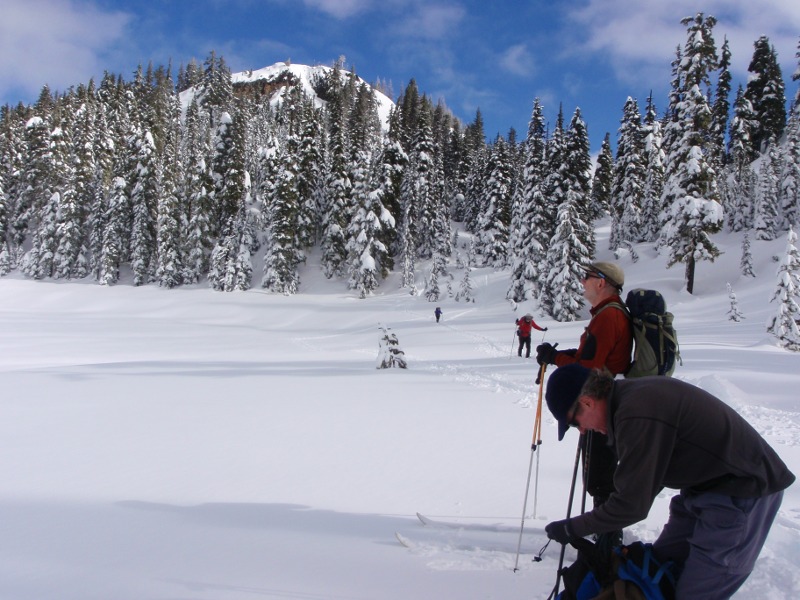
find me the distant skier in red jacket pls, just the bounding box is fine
[515,313,547,358]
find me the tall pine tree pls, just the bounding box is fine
[661,13,723,294]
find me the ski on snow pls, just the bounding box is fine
[414,512,518,532]
[395,513,533,555]
[395,532,415,548]
[416,512,455,528]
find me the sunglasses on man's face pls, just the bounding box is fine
[581,271,605,282]
[566,400,583,428]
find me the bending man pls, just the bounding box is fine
[544,365,794,599]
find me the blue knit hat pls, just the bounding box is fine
[546,364,591,440]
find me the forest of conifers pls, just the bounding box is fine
[0,14,798,323]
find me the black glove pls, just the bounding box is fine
[544,327,549,331]
[545,519,576,545]
[536,342,558,366]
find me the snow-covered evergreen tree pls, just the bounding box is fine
[641,94,665,241]
[211,111,247,236]
[155,126,183,289]
[209,173,256,292]
[23,191,59,279]
[727,283,744,322]
[345,152,394,298]
[710,36,732,170]
[0,172,9,275]
[741,233,756,277]
[455,265,474,303]
[754,138,781,241]
[207,221,236,292]
[766,226,800,350]
[590,132,614,220]
[378,108,407,259]
[320,89,350,279]
[541,109,593,321]
[782,93,800,229]
[424,262,442,302]
[0,110,26,268]
[201,51,233,129]
[726,85,758,232]
[564,107,595,256]
[542,193,590,322]
[182,97,214,284]
[376,325,407,369]
[611,97,646,248]
[98,177,128,285]
[462,145,489,235]
[262,140,303,295]
[87,105,114,280]
[295,100,325,250]
[50,124,87,280]
[129,130,158,286]
[16,115,53,258]
[477,136,512,267]
[406,105,443,260]
[542,106,567,245]
[745,36,787,156]
[661,13,723,294]
[70,96,98,270]
[508,98,548,302]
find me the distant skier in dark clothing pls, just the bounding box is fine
[515,313,546,358]
[434,307,442,323]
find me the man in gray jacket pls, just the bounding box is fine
[543,364,794,599]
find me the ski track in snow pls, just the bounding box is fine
[402,310,538,407]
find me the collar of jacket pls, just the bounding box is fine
[590,294,624,316]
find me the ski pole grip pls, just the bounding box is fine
[534,344,556,385]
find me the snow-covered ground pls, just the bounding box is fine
[1,223,799,599]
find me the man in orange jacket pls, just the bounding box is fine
[537,262,632,375]
[536,261,633,546]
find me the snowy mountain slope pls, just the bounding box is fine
[0,222,798,599]
[180,61,395,128]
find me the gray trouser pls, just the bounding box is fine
[653,489,783,599]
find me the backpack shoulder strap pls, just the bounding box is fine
[594,301,631,320]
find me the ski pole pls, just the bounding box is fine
[581,433,592,514]
[548,436,585,600]
[510,328,518,358]
[531,334,551,518]
[531,368,545,519]
[512,361,547,572]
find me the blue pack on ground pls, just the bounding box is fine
[614,542,676,600]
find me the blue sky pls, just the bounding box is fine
[1,0,799,154]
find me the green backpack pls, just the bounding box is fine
[600,289,680,378]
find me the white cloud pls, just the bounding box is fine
[499,43,535,78]
[392,3,466,40]
[301,0,374,19]
[0,0,131,101]
[566,0,800,91]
